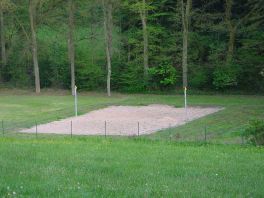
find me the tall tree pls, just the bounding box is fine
[224,0,263,63]
[0,1,8,76]
[68,0,75,96]
[181,0,192,89]
[139,0,148,77]
[123,0,150,78]
[225,0,235,63]
[29,0,40,93]
[103,0,113,97]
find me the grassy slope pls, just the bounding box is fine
[150,95,264,143]
[0,137,264,197]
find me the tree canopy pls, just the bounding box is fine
[0,0,263,93]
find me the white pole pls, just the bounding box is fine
[184,87,188,121]
[74,85,78,117]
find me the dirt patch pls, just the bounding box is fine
[21,105,222,136]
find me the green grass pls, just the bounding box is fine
[0,90,264,196]
[0,90,263,143]
[0,137,264,197]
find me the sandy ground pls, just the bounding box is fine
[21,105,222,136]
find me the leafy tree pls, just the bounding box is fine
[0,0,263,93]
[68,0,75,96]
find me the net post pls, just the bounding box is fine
[184,87,188,121]
[74,85,78,117]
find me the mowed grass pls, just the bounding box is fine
[0,137,264,197]
[0,89,263,143]
[0,90,264,196]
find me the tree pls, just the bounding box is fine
[103,0,113,97]
[68,0,75,96]
[0,0,12,80]
[29,0,41,93]
[224,0,236,63]
[181,0,191,118]
[181,0,192,89]
[0,3,6,70]
[123,0,150,78]
[140,0,149,77]
[224,0,263,63]
[0,0,263,93]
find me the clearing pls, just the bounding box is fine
[21,105,221,136]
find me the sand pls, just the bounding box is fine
[20,105,222,136]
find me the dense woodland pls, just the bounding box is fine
[0,0,263,94]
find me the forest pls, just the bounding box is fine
[0,0,263,94]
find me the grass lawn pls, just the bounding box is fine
[0,89,263,143]
[0,90,264,196]
[0,137,264,197]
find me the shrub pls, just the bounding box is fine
[118,62,147,93]
[243,120,264,145]
[148,61,177,90]
[213,66,238,89]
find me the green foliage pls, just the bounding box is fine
[149,61,177,90]
[236,31,264,92]
[0,0,263,93]
[8,65,31,87]
[243,120,264,145]
[213,63,240,89]
[189,64,210,89]
[118,62,147,93]
[76,62,104,90]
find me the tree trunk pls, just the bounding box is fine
[182,28,188,88]
[226,26,236,63]
[29,0,40,93]
[103,0,113,97]
[90,17,95,65]
[181,0,191,88]
[0,5,6,74]
[140,0,149,78]
[68,0,75,96]
[225,0,235,63]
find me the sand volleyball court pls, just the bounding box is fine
[21,105,222,136]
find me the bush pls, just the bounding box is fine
[118,62,147,93]
[243,120,264,145]
[148,61,177,90]
[213,63,239,89]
